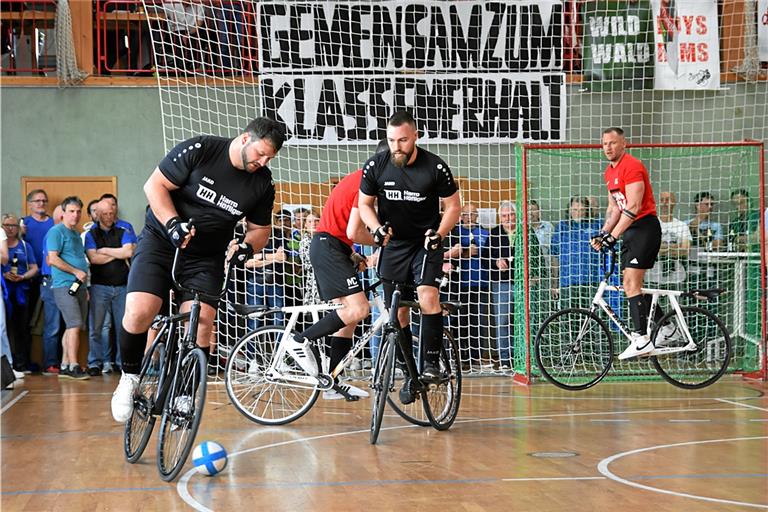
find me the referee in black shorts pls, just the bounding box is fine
[358,111,461,404]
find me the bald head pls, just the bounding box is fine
[97,198,116,228]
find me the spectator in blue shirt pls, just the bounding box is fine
[2,214,38,373]
[39,206,64,375]
[551,197,603,309]
[84,198,136,376]
[99,193,136,239]
[47,197,90,380]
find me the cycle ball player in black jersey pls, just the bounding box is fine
[358,111,461,404]
[111,117,286,422]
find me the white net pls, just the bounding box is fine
[144,0,767,381]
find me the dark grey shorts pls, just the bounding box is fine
[310,232,362,301]
[52,285,88,329]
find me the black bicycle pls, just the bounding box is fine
[369,280,462,445]
[123,245,233,481]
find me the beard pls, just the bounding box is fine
[390,149,411,168]
[241,145,260,172]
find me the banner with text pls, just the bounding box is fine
[257,0,563,72]
[259,73,566,144]
[581,1,653,91]
[651,0,719,90]
[759,0,768,62]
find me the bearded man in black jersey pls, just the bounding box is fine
[358,111,462,404]
[111,117,286,422]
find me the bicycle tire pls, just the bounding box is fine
[535,308,613,391]
[225,326,320,426]
[157,348,208,482]
[650,306,731,389]
[389,329,462,428]
[370,332,396,445]
[124,335,167,463]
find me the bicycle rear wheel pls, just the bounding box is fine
[370,333,396,445]
[124,335,167,463]
[157,348,207,482]
[389,329,462,429]
[225,326,320,425]
[535,308,613,391]
[651,306,731,389]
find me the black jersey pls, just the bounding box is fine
[145,135,275,256]
[359,147,458,241]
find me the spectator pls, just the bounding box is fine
[528,199,555,319]
[39,205,64,375]
[647,192,692,286]
[729,189,760,250]
[2,214,39,373]
[452,202,491,367]
[551,196,603,309]
[529,200,554,257]
[298,210,321,306]
[686,192,724,250]
[488,202,542,370]
[243,209,291,329]
[99,193,136,238]
[0,228,23,381]
[159,0,207,73]
[84,198,136,376]
[47,197,90,380]
[81,199,100,240]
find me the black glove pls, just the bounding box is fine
[231,242,254,264]
[165,217,191,248]
[373,222,391,247]
[590,230,607,246]
[424,229,443,251]
[599,232,617,250]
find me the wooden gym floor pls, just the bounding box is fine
[1,373,766,511]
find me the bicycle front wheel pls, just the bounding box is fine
[370,332,396,445]
[225,326,320,426]
[535,308,613,391]
[124,335,166,463]
[157,348,208,482]
[651,306,731,389]
[389,329,462,429]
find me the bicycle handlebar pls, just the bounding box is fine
[600,246,618,281]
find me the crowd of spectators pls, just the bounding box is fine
[2,185,763,384]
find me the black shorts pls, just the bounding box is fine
[126,227,225,308]
[310,232,362,301]
[377,239,443,305]
[621,215,662,270]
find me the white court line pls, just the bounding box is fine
[590,419,630,422]
[716,398,768,412]
[668,419,711,423]
[1,390,28,415]
[462,392,766,401]
[598,436,768,510]
[323,411,353,416]
[749,419,768,422]
[502,476,605,482]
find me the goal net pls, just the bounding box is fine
[142,0,767,382]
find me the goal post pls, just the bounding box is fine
[517,141,766,382]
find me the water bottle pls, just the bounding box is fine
[705,227,713,252]
[10,255,18,275]
[68,279,82,296]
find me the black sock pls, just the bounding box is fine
[119,325,147,375]
[628,295,648,335]
[421,313,443,364]
[300,310,346,341]
[329,336,352,374]
[395,325,413,365]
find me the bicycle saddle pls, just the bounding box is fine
[683,288,725,301]
[228,303,274,318]
[440,301,461,315]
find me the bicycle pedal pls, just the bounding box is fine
[345,395,360,402]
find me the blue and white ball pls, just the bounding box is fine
[192,441,228,476]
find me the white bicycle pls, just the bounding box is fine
[535,248,732,390]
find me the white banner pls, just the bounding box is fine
[259,73,566,144]
[257,1,563,72]
[651,0,720,90]
[759,0,768,61]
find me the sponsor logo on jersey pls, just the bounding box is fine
[196,184,217,204]
[346,276,358,288]
[385,190,403,200]
[384,189,427,203]
[202,176,215,185]
[384,181,395,186]
[216,194,243,216]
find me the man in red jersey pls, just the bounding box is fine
[590,127,662,359]
[287,140,388,400]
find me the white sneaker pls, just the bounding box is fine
[285,335,318,375]
[102,362,115,374]
[323,383,369,400]
[12,369,25,380]
[618,333,655,360]
[656,323,682,346]
[111,373,140,422]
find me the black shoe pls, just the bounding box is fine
[58,366,72,379]
[422,361,441,383]
[87,366,102,377]
[69,366,91,381]
[399,377,416,405]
